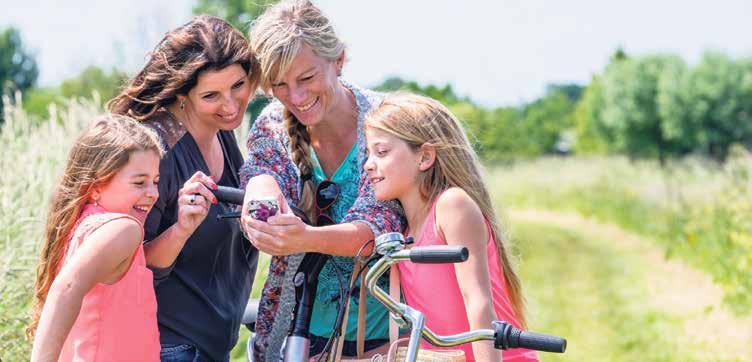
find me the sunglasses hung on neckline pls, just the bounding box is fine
[315,179,339,226]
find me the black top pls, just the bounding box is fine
[143,112,259,361]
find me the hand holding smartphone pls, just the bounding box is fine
[247,198,279,222]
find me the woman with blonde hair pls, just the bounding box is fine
[240,0,403,360]
[109,15,262,361]
[363,92,538,361]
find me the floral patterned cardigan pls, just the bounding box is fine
[239,81,404,362]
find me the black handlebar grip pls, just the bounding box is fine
[212,186,245,206]
[408,246,469,264]
[493,321,566,353]
[516,331,567,353]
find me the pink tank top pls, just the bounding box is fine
[58,204,160,362]
[397,196,539,362]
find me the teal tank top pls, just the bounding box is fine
[308,144,391,342]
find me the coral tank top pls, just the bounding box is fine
[397,195,538,361]
[58,204,159,361]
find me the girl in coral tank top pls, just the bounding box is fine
[364,93,539,362]
[28,115,164,362]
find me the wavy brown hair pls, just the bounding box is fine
[249,0,345,221]
[365,92,528,327]
[107,15,261,120]
[26,115,164,339]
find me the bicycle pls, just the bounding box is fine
[365,232,566,361]
[212,186,567,361]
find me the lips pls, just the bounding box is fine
[133,205,151,213]
[370,177,384,184]
[218,111,239,121]
[296,97,319,113]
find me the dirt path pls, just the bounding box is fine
[509,209,752,360]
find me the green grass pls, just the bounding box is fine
[490,156,752,314]
[512,221,699,361]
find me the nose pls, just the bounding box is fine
[221,94,239,115]
[147,183,159,200]
[364,155,375,172]
[289,85,307,105]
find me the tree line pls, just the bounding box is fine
[3,11,751,164]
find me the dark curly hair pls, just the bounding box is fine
[108,15,261,120]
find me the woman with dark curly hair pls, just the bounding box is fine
[108,15,261,361]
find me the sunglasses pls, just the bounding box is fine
[315,180,340,226]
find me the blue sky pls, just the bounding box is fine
[2,0,750,107]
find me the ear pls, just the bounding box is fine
[90,184,103,203]
[335,50,346,76]
[417,143,436,171]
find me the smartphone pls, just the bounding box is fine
[247,198,279,222]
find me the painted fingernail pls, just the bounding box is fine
[212,183,219,190]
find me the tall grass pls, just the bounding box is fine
[0,96,101,359]
[490,155,752,314]
[0,96,255,361]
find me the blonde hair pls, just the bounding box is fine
[27,115,164,339]
[249,0,346,221]
[365,92,527,327]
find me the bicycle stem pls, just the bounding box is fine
[365,251,496,359]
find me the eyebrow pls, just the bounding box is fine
[198,75,248,96]
[130,173,159,178]
[298,67,317,77]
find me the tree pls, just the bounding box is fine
[574,76,612,154]
[518,90,577,155]
[23,66,127,119]
[677,53,752,161]
[0,27,38,121]
[59,66,127,102]
[375,76,465,104]
[598,54,688,163]
[193,0,278,32]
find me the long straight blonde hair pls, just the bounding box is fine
[26,115,164,339]
[365,92,527,326]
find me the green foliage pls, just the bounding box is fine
[519,88,579,155]
[375,77,582,161]
[598,54,689,162]
[491,156,752,314]
[660,53,752,161]
[59,66,127,102]
[574,76,610,154]
[23,66,126,119]
[576,50,752,162]
[0,27,38,121]
[193,0,278,31]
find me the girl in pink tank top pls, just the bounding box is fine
[29,115,164,362]
[364,93,538,361]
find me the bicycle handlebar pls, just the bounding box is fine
[493,321,566,353]
[409,246,468,264]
